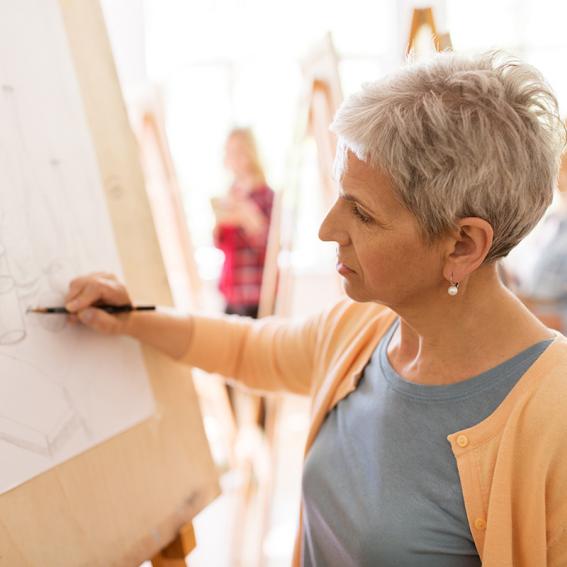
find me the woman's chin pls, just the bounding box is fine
[342,281,391,306]
[342,280,370,302]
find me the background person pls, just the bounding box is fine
[212,127,274,319]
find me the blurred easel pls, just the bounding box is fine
[228,33,344,567]
[271,32,343,318]
[129,91,238,476]
[406,6,452,56]
[129,90,202,311]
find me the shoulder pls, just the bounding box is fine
[533,336,567,389]
[514,337,567,440]
[530,338,567,406]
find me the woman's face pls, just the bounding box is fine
[224,135,253,178]
[319,151,447,307]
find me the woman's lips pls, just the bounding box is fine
[336,262,355,276]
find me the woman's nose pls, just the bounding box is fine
[319,203,349,246]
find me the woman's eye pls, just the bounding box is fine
[352,204,372,224]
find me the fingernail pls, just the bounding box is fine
[66,300,79,311]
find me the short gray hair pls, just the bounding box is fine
[331,50,565,262]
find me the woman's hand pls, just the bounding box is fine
[64,273,132,335]
[65,272,193,358]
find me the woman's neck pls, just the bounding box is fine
[386,267,554,385]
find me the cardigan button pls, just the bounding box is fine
[456,434,469,448]
[474,517,487,531]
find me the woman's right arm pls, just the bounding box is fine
[179,310,323,396]
[65,273,325,396]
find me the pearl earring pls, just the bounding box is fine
[448,275,459,296]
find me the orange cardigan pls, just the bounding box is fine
[180,299,567,566]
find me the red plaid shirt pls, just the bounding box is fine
[214,185,274,308]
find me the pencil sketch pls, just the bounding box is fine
[0,249,25,345]
[0,354,84,456]
[0,0,155,495]
[0,80,93,338]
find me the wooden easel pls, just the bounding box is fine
[63,1,221,563]
[129,92,238,475]
[65,3,220,564]
[129,92,202,312]
[151,523,197,566]
[0,2,219,565]
[273,32,343,318]
[128,97,235,566]
[406,7,453,56]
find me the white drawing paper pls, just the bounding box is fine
[0,0,155,494]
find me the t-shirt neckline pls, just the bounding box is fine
[377,318,553,401]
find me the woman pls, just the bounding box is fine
[212,127,274,319]
[66,51,567,566]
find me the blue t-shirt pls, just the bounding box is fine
[302,319,552,566]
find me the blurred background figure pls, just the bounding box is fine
[212,128,274,319]
[504,140,567,333]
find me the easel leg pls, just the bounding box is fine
[151,522,196,567]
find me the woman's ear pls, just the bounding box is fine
[443,217,494,282]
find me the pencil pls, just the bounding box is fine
[27,305,156,315]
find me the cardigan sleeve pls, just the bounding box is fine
[537,358,567,565]
[548,531,567,567]
[176,308,328,396]
[546,412,567,566]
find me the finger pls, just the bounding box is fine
[65,276,90,304]
[77,308,122,335]
[67,314,79,325]
[66,279,127,313]
[65,273,118,303]
[66,281,103,312]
